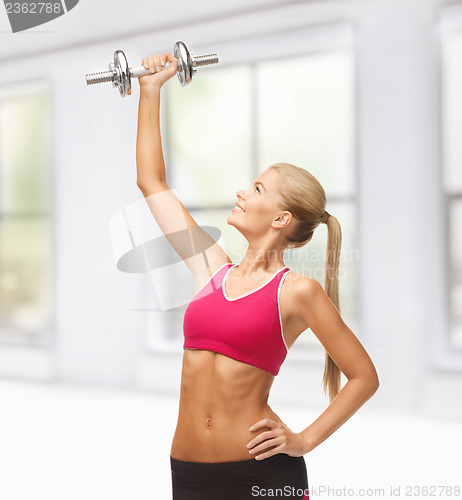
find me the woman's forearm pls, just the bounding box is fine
[136,85,166,186]
[300,377,379,453]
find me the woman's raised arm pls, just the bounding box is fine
[135,53,232,287]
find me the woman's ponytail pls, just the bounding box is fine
[321,212,342,402]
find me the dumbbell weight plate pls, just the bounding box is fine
[174,40,193,87]
[112,50,130,97]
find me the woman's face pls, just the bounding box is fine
[227,169,291,240]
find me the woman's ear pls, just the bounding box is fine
[273,211,293,229]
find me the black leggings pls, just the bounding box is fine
[170,452,309,499]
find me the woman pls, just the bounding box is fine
[136,52,379,500]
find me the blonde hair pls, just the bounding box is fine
[268,162,343,402]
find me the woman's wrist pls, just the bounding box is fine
[140,83,162,96]
[299,430,316,454]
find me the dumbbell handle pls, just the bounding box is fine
[130,54,218,78]
[130,61,170,79]
[130,51,219,79]
[127,52,218,86]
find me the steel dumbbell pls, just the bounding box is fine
[85,40,219,97]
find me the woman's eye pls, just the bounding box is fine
[255,186,260,193]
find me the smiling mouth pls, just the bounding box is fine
[233,206,245,212]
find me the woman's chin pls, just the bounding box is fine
[227,219,240,229]
[227,212,245,227]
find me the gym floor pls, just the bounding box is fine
[0,379,460,500]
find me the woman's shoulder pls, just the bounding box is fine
[279,270,321,323]
[283,270,322,302]
[284,269,318,286]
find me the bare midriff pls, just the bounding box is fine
[170,348,284,463]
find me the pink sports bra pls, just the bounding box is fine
[183,263,291,376]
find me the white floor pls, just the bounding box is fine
[0,380,460,500]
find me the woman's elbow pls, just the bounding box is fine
[354,368,379,398]
[367,370,380,396]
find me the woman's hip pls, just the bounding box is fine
[170,452,309,499]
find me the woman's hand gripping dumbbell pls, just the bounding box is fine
[139,52,179,90]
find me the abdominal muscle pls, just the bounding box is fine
[170,349,284,463]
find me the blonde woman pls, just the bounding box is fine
[136,51,379,500]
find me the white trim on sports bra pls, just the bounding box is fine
[222,263,290,302]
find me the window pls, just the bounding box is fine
[0,81,53,345]
[146,25,358,356]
